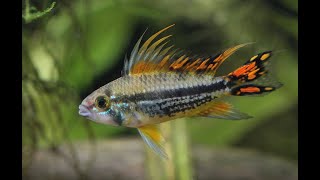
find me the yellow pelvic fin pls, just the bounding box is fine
[138,124,168,159]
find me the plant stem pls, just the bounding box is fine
[146,119,193,180]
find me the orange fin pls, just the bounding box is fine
[230,84,280,96]
[204,43,253,75]
[124,24,177,75]
[167,43,251,75]
[228,51,273,82]
[138,124,168,159]
[124,24,251,75]
[226,51,283,96]
[197,101,252,120]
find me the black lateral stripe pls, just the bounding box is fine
[139,93,215,117]
[122,79,227,102]
[108,109,123,126]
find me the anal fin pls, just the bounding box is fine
[138,124,168,159]
[198,101,252,120]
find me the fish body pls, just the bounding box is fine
[78,24,282,159]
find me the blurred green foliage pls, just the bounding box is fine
[22,0,297,173]
[23,0,56,23]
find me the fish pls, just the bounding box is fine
[78,24,283,159]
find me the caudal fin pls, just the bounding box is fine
[226,51,283,96]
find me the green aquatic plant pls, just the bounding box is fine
[23,0,56,23]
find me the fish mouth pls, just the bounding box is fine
[79,104,92,117]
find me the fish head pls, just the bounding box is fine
[78,87,122,126]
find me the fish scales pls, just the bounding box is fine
[108,73,227,100]
[78,24,283,159]
[100,73,229,125]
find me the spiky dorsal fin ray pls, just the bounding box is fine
[124,24,176,75]
[167,43,252,75]
[138,124,168,159]
[124,24,252,76]
[207,43,254,75]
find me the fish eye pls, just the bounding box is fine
[95,96,110,111]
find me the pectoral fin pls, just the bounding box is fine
[138,124,168,159]
[198,101,252,120]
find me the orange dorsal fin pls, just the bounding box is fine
[167,43,252,75]
[124,24,251,76]
[124,24,177,75]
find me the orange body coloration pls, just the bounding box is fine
[240,87,261,93]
